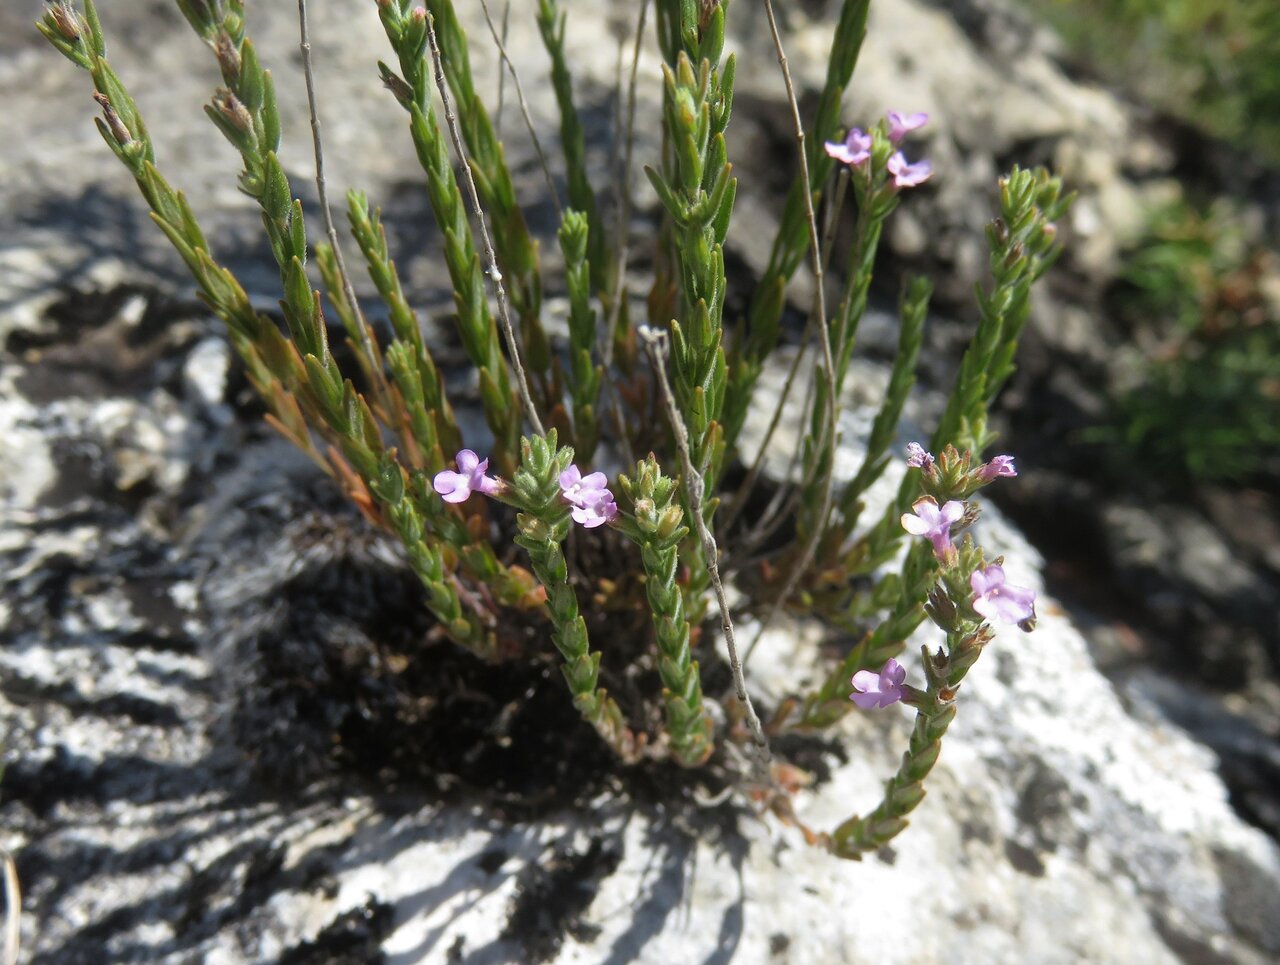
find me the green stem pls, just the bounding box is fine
[511,432,638,759]
[618,457,715,766]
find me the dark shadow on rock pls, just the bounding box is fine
[599,819,696,965]
[279,896,395,965]
[2,185,285,316]
[502,829,625,963]
[701,831,749,965]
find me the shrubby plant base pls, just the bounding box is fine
[39,0,1072,859]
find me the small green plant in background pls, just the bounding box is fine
[1094,198,1280,484]
[39,0,1071,858]
[1019,0,1280,162]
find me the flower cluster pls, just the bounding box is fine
[432,449,617,528]
[850,658,906,709]
[824,109,933,189]
[825,127,872,167]
[901,496,965,560]
[977,454,1017,482]
[971,564,1036,627]
[432,449,501,503]
[852,445,1037,711]
[904,441,934,471]
[558,466,619,528]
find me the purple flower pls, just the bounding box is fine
[905,442,935,471]
[850,658,907,709]
[887,152,933,189]
[433,449,501,504]
[558,465,619,529]
[901,496,965,559]
[824,128,873,167]
[977,454,1017,482]
[886,111,928,144]
[970,564,1037,626]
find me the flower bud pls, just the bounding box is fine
[49,2,84,41]
[656,506,684,540]
[92,92,133,147]
[214,33,242,83]
[905,442,935,473]
[633,498,655,527]
[379,67,416,109]
[699,0,721,32]
[925,587,957,629]
[212,88,253,135]
[1002,242,1026,272]
[519,516,552,543]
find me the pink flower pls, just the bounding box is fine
[433,449,501,504]
[977,454,1017,481]
[887,152,933,189]
[558,465,618,529]
[901,496,964,559]
[970,564,1037,626]
[850,658,906,709]
[905,442,935,471]
[886,111,928,144]
[824,128,873,167]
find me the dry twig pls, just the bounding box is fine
[478,0,563,215]
[297,0,392,412]
[425,11,545,437]
[639,325,770,774]
[746,0,839,655]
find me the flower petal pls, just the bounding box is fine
[850,690,886,709]
[970,568,993,597]
[972,595,998,622]
[433,470,470,503]
[558,465,582,490]
[901,512,931,536]
[851,670,881,694]
[992,594,1034,624]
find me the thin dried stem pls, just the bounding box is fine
[734,362,816,580]
[495,0,510,133]
[747,0,838,656]
[426,11,545,437]
[723,170,848,536]
[602,0,648,369]
[478,0,562,216]
[721,338,810,532]
[297,0,390,411]
[1,848,18,965]
[596,0,649,470]
[639,325,770,774]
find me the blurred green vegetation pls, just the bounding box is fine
[1093,199,1280,484]
[1022,1,1280,485]
[1021,0,1280,161]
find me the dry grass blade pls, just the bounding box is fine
[478,0,562,215]
[425,10,546,438]
[296,0,391,413]
[745,0,839,658]
[638,325,771,776]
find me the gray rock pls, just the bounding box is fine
[5,1,1280,963]
[1102,499,1279,686]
